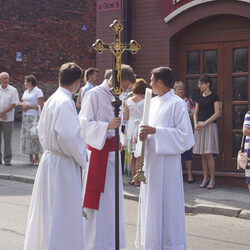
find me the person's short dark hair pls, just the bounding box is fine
[151,67,173,88]
[104,69,112,80]
[25,74,37,87]
[110,64,136,85]
[121,64,136,83]
[59,62,83,86]
[199,74,213,86]
[84,68,99,83]
[132,78,147,95]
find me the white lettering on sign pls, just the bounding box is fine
[173,0,182,4]
[97,0,121,12]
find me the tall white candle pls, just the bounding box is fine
[141,88,152,125]
[79,117,87,140]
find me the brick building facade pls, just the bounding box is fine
[96,0,250,187]
[0,0,96,101]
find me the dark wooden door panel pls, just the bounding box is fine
[224,41,250,171]
[177,43,224,170]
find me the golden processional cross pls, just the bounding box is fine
[92,20,140,250]
[93,20,141,97]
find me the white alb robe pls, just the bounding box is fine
[140,90,194,250]
[24,87,87,250]
[79,80,126,250]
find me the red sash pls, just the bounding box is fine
[83,137,121,210]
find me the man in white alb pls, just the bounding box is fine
[24,62,87,250]
[79,64,136,250]
[139,67,194,250]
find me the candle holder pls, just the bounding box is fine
[134,141,147,184]
[82,208,88,220]
[134,88,152,185]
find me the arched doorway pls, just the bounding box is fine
[175,15,250,185]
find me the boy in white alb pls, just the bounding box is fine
[139,67,194,250]
[24,62,87,250]
[79,64,136,250]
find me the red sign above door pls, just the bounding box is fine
[157,0,215,22]
[97,0,121,13]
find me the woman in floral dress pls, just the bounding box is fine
[20,74,44,165]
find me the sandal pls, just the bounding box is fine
[34,161,39,166]
[207,180,216,189]
[199,179,209,188]
[28,161,34,166]
[128,179,135,185]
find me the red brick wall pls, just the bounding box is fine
[0,0,96,99]
[129,0,170,82]
[96,0,250,84]
[96,0,170,84]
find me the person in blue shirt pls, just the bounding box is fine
[76,68,99,109]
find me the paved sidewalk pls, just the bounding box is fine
[0,121,250,220]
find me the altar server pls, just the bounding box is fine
[24,62,87,250]
[139,67,194,250]
[79,64,136,250]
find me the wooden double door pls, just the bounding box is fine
[178,41,250,171]
[176,16,250,172]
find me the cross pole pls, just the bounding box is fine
[92,20,140,250]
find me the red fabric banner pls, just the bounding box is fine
[83,137,121,210]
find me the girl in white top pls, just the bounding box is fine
[20,74,44,165]
[123,78,146,186]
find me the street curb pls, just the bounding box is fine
[238,209,250,220]
[185,204,243,218]
[1,173,250,220]
[124,193,139,202]
[0,174,34,184]
[124,189,250,220]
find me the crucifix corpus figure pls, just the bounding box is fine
[79,20,140,250]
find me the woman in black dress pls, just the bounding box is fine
[193,75,220,189]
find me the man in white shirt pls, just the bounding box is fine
[0,72,19,166]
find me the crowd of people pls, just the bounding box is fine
[0,62,249,250]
